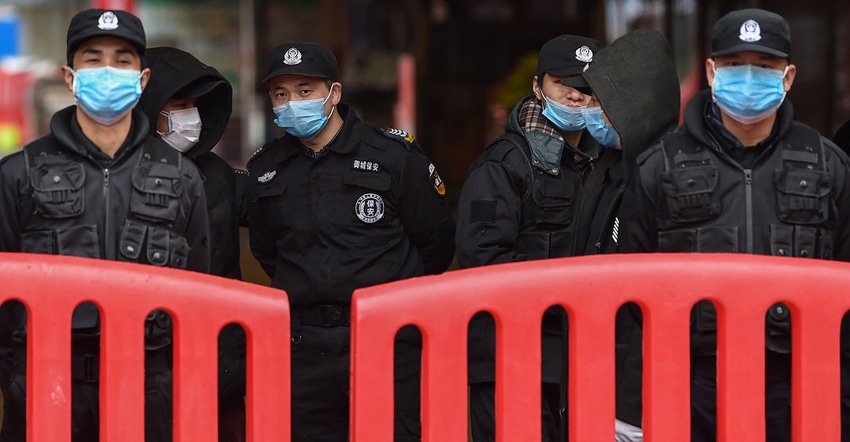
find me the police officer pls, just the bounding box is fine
[455,34,603,442]
[137,46,246,442]
[621,8,850,442]
[246,42,456,441]
[0,9,210,442]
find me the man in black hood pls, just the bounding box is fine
[579,29,681,442]
[137,47,246,442]
[622,8,850,442]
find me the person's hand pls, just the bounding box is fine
[615,419,643,442]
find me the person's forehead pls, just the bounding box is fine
[75,35,140,56]
[269,74,326,89]
[715,51,785,63]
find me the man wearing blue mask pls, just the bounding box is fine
[455,34,604,442]
[622,8,850,442]
[0,8,210,442]
[246,42,456,441]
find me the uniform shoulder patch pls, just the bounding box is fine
[428,162,446,196]
[376,126,415,149]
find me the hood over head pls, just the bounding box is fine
[137,46,232,158]
[582,30,680,164]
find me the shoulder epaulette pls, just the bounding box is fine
[376,126,415,150]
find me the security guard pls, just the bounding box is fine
[246,42,455,441]
[0,9,210,442]
[455,34,603,442]
[622,8,850,442]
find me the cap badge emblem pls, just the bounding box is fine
[575,46,594,63]
[97,11,119,30]
[283,48,302,65]
[739,20,762,42]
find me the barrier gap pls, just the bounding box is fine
[615,302,643,433]
[394,324,423,439]
[690,299,718,440]
[218,322,247,442]
[0,299,28,439]
[144,308,173,441]
[542,303,568,440]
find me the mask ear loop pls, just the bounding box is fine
[322,83,336,119]
[158,110,174,134]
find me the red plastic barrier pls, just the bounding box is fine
[0,253,290,442]
[350,253,848,441]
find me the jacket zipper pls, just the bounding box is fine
[103,168,114,260]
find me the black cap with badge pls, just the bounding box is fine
[536,34,602,92]
[66,9,146,67]
[262,42,338,84]
[711,8,791,59]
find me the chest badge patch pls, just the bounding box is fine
[356,193,384,223]
[257,170,276,183]
[429,163,446,196]
[352,159,380,172]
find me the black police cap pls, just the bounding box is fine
[66,9,146,67]
[536,34,602,89]
[262,42,338,84]
[712,8,791,59]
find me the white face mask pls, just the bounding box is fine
[157,107,202,153]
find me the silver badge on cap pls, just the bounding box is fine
[739,20,762,42]
[575,46,594,63]
[98,11,119,30]
[283,48,302,66]
[356,193,384,224]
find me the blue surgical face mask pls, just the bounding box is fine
[541,93,586,132]
[273,86,334,139]
[70,66,143,126]
[583,106,622,149]
[711,61,788,125]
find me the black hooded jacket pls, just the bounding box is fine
[137,47,246,405]
[579,29,681,427]
[137,47,241,280]
[575,29,681,255]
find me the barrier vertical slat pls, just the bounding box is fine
[173,318,219,442]
[27,297,74,442]
[716,298,766,441]
[793,299,842,442]
[569,304,616,442]
[245,313,292,442]
[495,306,543,442]
[350,295,397,442]
[100,305,146,442]
[642,299,692,442]
[420,318,469,441]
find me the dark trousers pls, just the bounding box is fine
[290,323,421,441]
[0,348,172,442]
[468,381,562,442]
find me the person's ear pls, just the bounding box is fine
[139,67,151,91]
[61,65,75,92]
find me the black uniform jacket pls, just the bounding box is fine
[456,93,601,384]
[623,89,850,357]
[246,104,456,307]
[138,46,241,279]
[0,107,210,270]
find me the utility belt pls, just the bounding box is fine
[691,352,791,382]
[12,340,170,383]
[292,304,351,327]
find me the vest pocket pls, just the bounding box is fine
[775,167,830,224]
[21,225,100,258]
[657,226,738,253]
[532,178,576,226]
[28,156,85,219]
[130,163,182,223]
[660,166,720,223]
[769,224,833,258]
[119,220,190,269]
